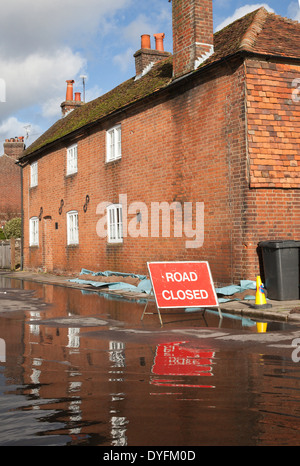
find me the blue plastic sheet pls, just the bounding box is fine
[214,280,257,302]
[70,270,151,294]
[215,280,256,296]
[71,271,256,299]
[79,269,147,280]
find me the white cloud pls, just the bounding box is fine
[123,14,155,43]
[287,1,300,21]
[113,48,135,73]
[0,0,134,142]
[0,0,133,59]
[1,47,86,120]
[0,117,42,148]
[215,4,275,31]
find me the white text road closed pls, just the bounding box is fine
[162,289,209,300]
[147,261,219,309]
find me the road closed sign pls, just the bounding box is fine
[147,261,219,309]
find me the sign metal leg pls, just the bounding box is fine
[141,288,163,326]
[218,307,223,319]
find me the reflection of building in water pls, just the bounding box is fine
[109,341,128,446]
[109,341,125,368]
[20,285,132,446]
[0,338,5,363]
[29,311,41,336]
[111,416,128,447]
[67,326,80,350]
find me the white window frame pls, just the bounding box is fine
[29,217,39,246]
[107,204,123,243]
[30,161,38,187]
[106,124,121,162]
[67,143,78,175]
[67,210,79,245]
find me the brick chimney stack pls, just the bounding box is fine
[3,137,25,160]
[134,34,171,79]
[61,80,84,117]
[171,0,214,78]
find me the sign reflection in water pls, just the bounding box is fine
[151,341,215,388]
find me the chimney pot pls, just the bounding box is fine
[154,33,165,52]
[66,79,75,101]
[141,34,151,49]
[75,92,81,102]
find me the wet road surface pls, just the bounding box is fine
[0,275,300,446]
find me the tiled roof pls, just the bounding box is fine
[21,59,173,159]
[203,7,300,67]
[20,7,300,159]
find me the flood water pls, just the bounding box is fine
[0,275,300,447]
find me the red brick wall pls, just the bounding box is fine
[23,59,248,285]
[244,58,300,280]
[0,141,22,225]
[246,59,300,188]
[23,56,300,285]
[172,0,214,77]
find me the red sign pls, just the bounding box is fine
[152,342,214,377]
[147,261,219,309]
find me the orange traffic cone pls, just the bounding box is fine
[252,276,272,309]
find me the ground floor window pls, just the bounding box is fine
[107,204,123,243]
[29,217,39,246]
[67,210,79,245]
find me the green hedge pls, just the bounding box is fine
[3,218,21,239]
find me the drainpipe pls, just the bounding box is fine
[15,160,24,271]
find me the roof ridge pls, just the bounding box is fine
[239,7,269,52]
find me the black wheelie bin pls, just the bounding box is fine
[259,240,300,300]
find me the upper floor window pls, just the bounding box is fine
[30,161,38,187]
[67,210,79,245]
[106,124,121,162]
[29,217,39,246]
[107,204,123,243]
[67,144,78,175]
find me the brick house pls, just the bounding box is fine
[18,1,300,286]
[0,137,23,227]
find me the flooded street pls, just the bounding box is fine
[0,275,300,447]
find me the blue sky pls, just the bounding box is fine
[0,0,299,150]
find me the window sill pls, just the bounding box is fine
[106,156,122,164]
[65,171,78,178]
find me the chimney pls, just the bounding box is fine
[3,137,25,160]
[171,0,214,78]
[134,33,171,79]
[61,80,84,117]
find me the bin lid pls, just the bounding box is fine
[259,240,300,249]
